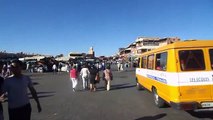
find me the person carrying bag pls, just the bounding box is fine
[95,72,100,83]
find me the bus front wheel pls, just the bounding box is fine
[136,78,143,90]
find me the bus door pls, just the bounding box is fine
[178,49,212,100]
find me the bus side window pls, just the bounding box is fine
[142,56,147,68]
[179,50,205,71]
[147,54,154,70]
[180,60,185,70]
[137,58,140,68]
[209,49,213,69]
[156,59,161,70]
[155,52,167,71]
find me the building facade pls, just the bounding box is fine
[118,36,180,61]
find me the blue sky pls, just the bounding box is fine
[0,0,213,56]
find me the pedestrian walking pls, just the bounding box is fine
[30,63,34,73]
[80,65,90,90]
[58,62,62,73]
[89,65,98,92]
[5,64,12,78]
[98,63,102,71]
[0,61,4,120]
[117,62,121,71]
[70,66,78,92]
[1,60,41,120]
[52,63,57,74]
[103,65,113,91]
[0,61,4,78]
[120,62,124,71]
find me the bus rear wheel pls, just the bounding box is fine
[153,88,165,108]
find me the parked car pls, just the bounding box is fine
[61,63,69,72]
[34,64,48,73]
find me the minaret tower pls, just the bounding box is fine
[88,47,95,57]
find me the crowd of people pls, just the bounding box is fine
[0,59,115,120]
[69,63,113,92]
[0,58,137,120]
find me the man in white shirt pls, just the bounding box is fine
[80,65,90,90]
[52,64,57,74]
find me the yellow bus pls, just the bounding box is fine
[136,40,213,110]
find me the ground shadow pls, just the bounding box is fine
[186,110,213,119]
[29,94,55,99]
[110,84,136,91]
[124,69,135,72]
[111,83,130,87]
[115,75,128,78]
[32,82,39,85]
[3,91,56,102]
[96,83,134,91]
[28,91,56,95]
[135,113,167,120]
[28,91,56,99]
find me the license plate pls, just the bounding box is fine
[201,102,213,108]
